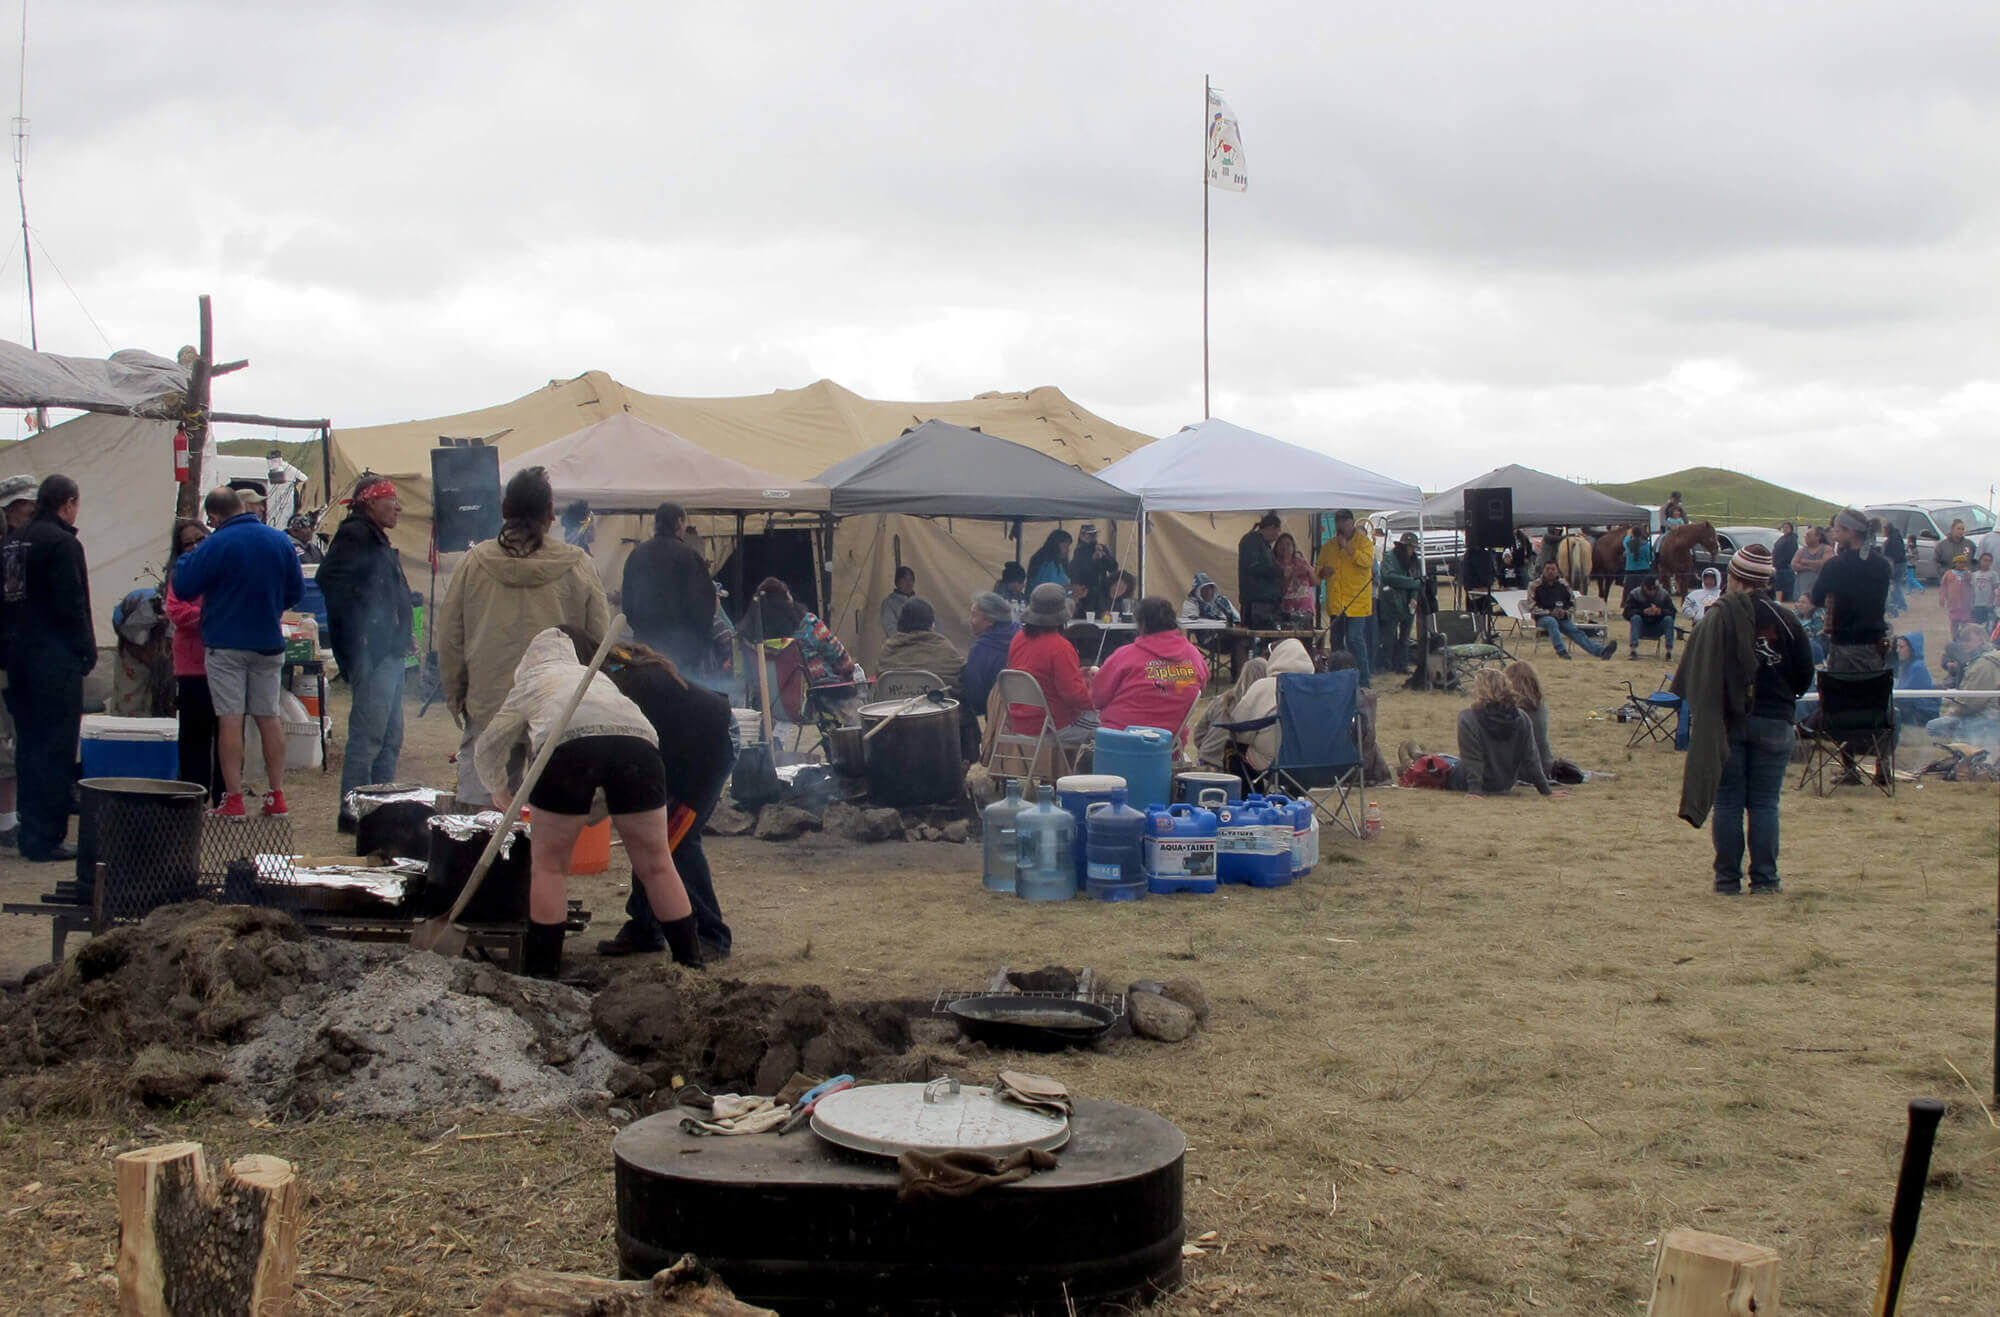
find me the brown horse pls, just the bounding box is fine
[1589,526,1636,599]
[1657,521,1719,593]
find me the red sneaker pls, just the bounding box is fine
[212,792,246,818]
[261,790,289,817]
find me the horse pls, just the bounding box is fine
[1556,530,1593,594]
[1656,521,1720,594]
[1589,526,1636,600]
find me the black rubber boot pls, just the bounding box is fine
[661,916,703,968]
[522,921,566,980]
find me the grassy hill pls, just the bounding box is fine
[1590,466,1840,528]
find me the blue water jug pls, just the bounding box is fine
[981,777,1027,893]
[1057,773,1125,887]
[1145,802,1219,895]
[1264,793,1313,880]
[1216,795,1291,888]
[1084,789,1148,902]
[1015,784,1078,902]
[1091,726,1175,811]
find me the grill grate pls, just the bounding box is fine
[931,987,1125,1019]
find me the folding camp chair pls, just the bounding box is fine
[1221,669,1365,838]
[1796,668,1896,797]
[873,669,944,702]
[1570,597,1611,642]
[760,638,866,760]
[985,668,1070,787]
[1515,598,1546,654]
[1617,678,1682,749]
[1433,609,1504,686]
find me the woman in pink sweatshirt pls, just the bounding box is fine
[162,519,222,802]
[1090,595,1210,744]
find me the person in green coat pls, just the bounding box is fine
[1376,532,1424,673]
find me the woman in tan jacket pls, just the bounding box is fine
[437,466,609,806]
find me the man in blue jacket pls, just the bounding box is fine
[171,486,304,817]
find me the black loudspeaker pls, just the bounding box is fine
[1464,486,1514,551]
[431,445,503,552]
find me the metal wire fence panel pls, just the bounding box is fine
[200,811,301,911]
[78,778,212,920]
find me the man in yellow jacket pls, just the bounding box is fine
[1316,508,1375,686]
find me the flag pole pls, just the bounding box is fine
[1202,74,1211,420]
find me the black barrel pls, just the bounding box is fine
[419,815,531,922]
[76,778,208,918]
[859,698,964,808]
[614,1097,1184,1313]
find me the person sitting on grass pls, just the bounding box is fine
[1622,573,1676,660]
[1451,669,1564,799]
[1503,661,1558,783]
[475,628,701,979]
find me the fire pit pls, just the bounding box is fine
[613,1097,1185,1313]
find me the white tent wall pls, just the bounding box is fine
[4,412,179,646]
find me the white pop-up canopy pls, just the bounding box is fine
[500,412,829,512]
[1095,417,1423,513]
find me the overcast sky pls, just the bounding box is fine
[9,1,2000,504]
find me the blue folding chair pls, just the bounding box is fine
[1250,669,1366,838]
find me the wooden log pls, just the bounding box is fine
[115,1142,303,1317]
[478,1255,776,1315]
[1647,1228,1781,1316]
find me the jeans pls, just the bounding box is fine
[1628,615,1673,653]
[1538,615,1606,657]
[6,666,81,859]
[340,651,406,810]
[1926,713,2000,743]
[1887,575,1907,615]
[1712,715,1794,891]
[1330,614,1372,686]
[621,734,737,952]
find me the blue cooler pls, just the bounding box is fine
[1175,771,1241,804]
[1092,726,1175,811]
[79,716,180,780]
[1057,773,1125,887]
[298,568,331,636]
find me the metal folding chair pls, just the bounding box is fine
[873,668,943,702]
[986,669,1067,787]
[1796,668,1896,797]
[1617,678,1681,748]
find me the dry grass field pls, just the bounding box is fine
[0,588,1994,1314]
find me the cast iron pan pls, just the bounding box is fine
[945,995,1118,1050]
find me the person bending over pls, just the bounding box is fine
[475,628,700,979]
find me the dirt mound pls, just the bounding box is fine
[0,902,325,1075]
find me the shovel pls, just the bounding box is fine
[411,617,626,957]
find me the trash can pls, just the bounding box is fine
[76,778,209,918]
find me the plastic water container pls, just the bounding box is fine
[1216,794,1291,887]
[1271,794,1313,880]
[1056,773,1125,886]
[79,716,179,780]
[1145,803,1219,895]
[1084,789,1148,902]
[1015,784,1077,902]
[981,778,1027,893]
[1092,726,1175,811]
[1175,771,1241,804]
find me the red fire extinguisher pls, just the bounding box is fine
[173,427,191,483]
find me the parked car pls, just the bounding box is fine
[1687,525,1780,578]
[1863,501,1997,583]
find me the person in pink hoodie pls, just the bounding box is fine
[161,518,222,802]
[1089,595,1210,744]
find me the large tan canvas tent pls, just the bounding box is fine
[330,372,1255,666]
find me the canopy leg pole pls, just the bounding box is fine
[1415,509,1431,691]
[1137,509,1148,598]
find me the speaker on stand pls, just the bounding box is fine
[1462,486,1516,656]
[431,442,503,553]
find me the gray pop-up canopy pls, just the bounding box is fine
[1389,463,1649,530]
[812,419,1142,521]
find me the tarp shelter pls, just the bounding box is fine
[813,419,1141,521]
[0,344,188,417]
[1096,418,1422,515]
[1390,463,1649,530]
[333,373,1251,668]
[500,413,829,512]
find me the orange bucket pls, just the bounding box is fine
[569,819,612,875]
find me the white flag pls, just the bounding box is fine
[1206,89,1247,191]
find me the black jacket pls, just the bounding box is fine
[622,534,716,659]
[1,512,95,676]
[1237,529,1282,607]
[1622,583,1673,621]
[1067,542,1119,613]
[605,662,734,807]
[316,512,413,673]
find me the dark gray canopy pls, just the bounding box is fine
[812,419,1142,521]
[1388,463,1649,530]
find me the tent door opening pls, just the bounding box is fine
[719,528,821,623]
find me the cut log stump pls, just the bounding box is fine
[1647,1227,1781,1315]
[479,1255,776,1315]
[116,1142,302,1317]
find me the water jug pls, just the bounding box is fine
[1056,773,1125,886]
[981,778,1027,893]
[1281,794,1315,879]
[1015,784,1078,902]
[1084,789,1148,902]
[1145,802,1219,895]
[1216,794,1291,888]
[1091,726,1175,811]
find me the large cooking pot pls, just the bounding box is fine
[858,696,963,807]
[828,726,867,776]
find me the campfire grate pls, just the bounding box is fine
[931,987,1126,1019]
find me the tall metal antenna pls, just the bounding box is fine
[13,0,40,429]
